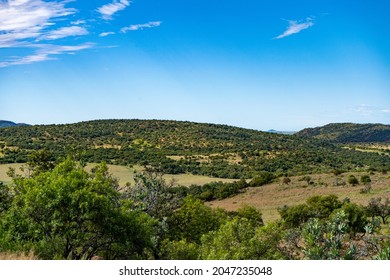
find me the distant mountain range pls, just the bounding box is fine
[0,120,29,128]
[266,129,296,135]
[296,123,390,143]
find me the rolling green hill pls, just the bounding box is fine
[296,123,390,143]
[0,119,389,178]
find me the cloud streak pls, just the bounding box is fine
[97,0,131,20]
[38,26,89,41]
[99,32,115,37]
[0,0,77,47]
[121,21,162,33]
[274,17,314,39]
[0,43,94,68]
[0,0,92,67]
[0,0,161,67]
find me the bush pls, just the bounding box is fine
[360,174,371,184]
[347,175,359,186]
[249,172,275,187]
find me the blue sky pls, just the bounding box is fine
[1,0,389,131]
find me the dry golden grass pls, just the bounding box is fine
[0,163,25,184]
[208,172,390,224]
[0,251,37,260]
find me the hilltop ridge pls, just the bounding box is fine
[296,122,390,143]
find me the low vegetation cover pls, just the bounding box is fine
[0,156,389,260]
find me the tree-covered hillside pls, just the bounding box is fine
[0,119,389,178]
[296,123,390,143]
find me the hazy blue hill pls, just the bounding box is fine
[0,120,29,128]
[296,123,390,143]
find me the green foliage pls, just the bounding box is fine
[249,172,275,187]
[360,174,371,184]
[339,203,368,234]
[128,172,182,220]
[296,122,390,143]
[347,175,359,186]
[26,149,55,175]
[0,158,155,259]
[167,196,227,243]
[306,195,343,219]
[279,195,343,228]
[235,205,264,227]
[278,204,312,228]
[159,239,199,260]
[174,179,247,202]
[200,219,285,260]
[301,211,357,260]
[366,197,390,224]
[0,182,11,215]
[199,217,257,260]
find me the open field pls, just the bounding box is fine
[1,163,237,187]
[2,163,389,225]
[208,172,390,223]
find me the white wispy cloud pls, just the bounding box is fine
[0,0,93,67]
[99,32,115,37]
[1,0,160,67]
[274,17,314,39]
[0,0,76,47]
[71,19,86,25]
[97,0,131,20]
[0,43,94,67]
[121,21,162,33]
[38,26,89,41]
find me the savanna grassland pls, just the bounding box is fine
[0,120,389,260]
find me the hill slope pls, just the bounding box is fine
[296,123,390,143]
[0,120,29,129]
[0,119,389,177]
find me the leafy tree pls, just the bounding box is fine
[366,197,390,224]
[26,149,55,176]
[167,196,227,243]
[199,217,256,260]
[0,158,155,259]
[278,204,312,228]
[360,174,371,184]
[159,239,199,260]
[249,172,275,187]
[339,203,368,234]
[200,219,285,260]
[347,174,359,186]
[128,171,182,220]
[279,195,343,228]
[0,182,11,215]
[235,205,264,227]
[306,195,343,219]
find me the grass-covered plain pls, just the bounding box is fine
[2,163,388,225]
[208,172,390,223]
[0,163,237,186]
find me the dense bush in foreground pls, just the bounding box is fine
[0,158,389,260]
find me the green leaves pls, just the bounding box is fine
[0,158,155,259]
